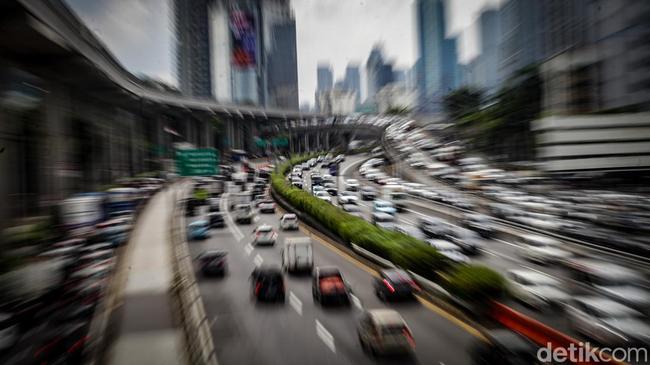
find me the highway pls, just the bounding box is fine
[335,154,649,345]
[184,180,484,365]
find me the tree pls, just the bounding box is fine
[384,105,410,115]
[443,87,483,121]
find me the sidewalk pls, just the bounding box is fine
[106,188,184,365]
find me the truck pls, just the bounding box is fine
[382,184,407,212]
[230,191,252,211]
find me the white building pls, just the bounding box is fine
[375,82,417,114]
[316,90,357,115]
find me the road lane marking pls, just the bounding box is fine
[350,294,363,310]
[221,193,244,241]
[494,238,521,248]
[289,292,303,316]
[315,320,336,353]
[253,254,263,266]
[244,243,254,256]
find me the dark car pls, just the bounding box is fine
[312,267,351,306]
[33,321,90,365]
[251,266,285,302]
[373,269,420,301]
[197,251,228,276]
[444,227,485,255]
[207,212,225,228]
[470,329,540,365]
[361,186,378,201]
[464,213,495,238]
[418,217,449,238]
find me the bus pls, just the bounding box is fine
[60,193,106,234]
[105,187,141,216]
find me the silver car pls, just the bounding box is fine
[358,309,415,356]
[507,270,569,309]
[566,296,650,346]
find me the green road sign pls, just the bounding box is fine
[175,148,219,176]
[272,137,288,147]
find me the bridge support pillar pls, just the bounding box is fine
[304,133,309,153]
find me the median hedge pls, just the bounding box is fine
[272,154,505,301]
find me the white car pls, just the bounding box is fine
[314,191,332,203]
[519,235,572,264]
[566,297,650,346]
[426,239,470,264]
[507,270,569,309]
[252,225,277,246]
[280,213,299,230]
[345,179,360,191]
[338,191,359,205]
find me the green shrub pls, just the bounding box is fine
[443,265,506,302]
[272,154,505,302]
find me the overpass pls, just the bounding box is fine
[0,0,383,222]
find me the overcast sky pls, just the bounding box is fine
[66,0,501,106]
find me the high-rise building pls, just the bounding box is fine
[499,0,544,82]
[415,0,457,112]
[366,45,394,104]
[475,9,500,93]
[267,20,299,109]
[316,64,334,92]
[174,0,213,97]
[343,65,361,104]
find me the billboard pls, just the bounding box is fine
[230,9,256,68]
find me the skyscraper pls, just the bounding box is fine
[174,0,213,97]
[317,64,334,92]
[343,65,361,105]
[366,45,394,104]
[415,0,457,112]
[267,20,299,109]
[316,64,333,112]
[475,9,500,93]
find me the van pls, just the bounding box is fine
[281,238,313,274]
[234,204,254,224]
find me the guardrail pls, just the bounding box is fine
[490,302,625,365]
[83,191,153,365]
[169,185,218,365]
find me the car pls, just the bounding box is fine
[207,212,225,228]
[357,309,415,356]
[507,270,569,309]
[252,225,277,246]
[464,213,494,238]
[196,250,228,276]
[282,238,313,274]
[323,184,338,196]
[291,180,303,189]
[373,269,420,301]
[444,227,485,255]
[341,204,364,218]
[426,239,470,264]
[373,200,397,215]
[314,191,332,203]
[280,213,299,230]
[0,313,18,352]
[566,296,650,346]
[470,329,541,365]
[311,185,326,194]
[360,186,378,200]
[312,267,351,306]
[519,235,572,264]
[234,204,254,224]
[187,220,210,240]
[345,179,360,191]
[250,266,285,302]
[338,191,359,205]
[418,217,449,238]
[257,199,276,213]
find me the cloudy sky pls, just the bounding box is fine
[66,0,501,106]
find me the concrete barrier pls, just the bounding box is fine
[169,184,218,365]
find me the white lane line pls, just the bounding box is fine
[253,254,264,267]
[482,248,519,263]
[244,243,254,256]
[289,292,303,316]
[494,238,521,248]
[221,193,244,241]
[349,294,363,310]
[315,320,336,353]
